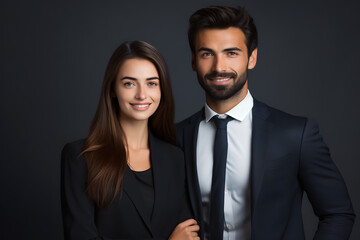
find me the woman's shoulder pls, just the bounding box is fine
[61,138,86,162]
[149,133,183,155]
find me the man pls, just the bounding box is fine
[176,6,355,240]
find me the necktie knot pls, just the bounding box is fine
[212,115,233,129]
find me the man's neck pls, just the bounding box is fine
[206,88,248,114]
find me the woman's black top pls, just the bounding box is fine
[131,167,154,223]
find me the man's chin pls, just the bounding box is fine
[206,89,234,100]
[204,82,246,100]
[212,85,228,91]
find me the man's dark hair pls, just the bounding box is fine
[188,6,258,56]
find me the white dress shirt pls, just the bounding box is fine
[197,91,253,240]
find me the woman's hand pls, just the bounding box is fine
[169,219,200,240]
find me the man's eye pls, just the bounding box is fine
[201,52,213,57]
[228,51,238,56]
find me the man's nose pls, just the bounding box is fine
[213,56,226,72]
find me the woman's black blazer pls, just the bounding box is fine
[61,132,192,240]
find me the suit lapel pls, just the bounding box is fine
[182,110,204,228]
[122,132,171,237]
[122,166,153,236]
[251,100,272,213]
[148,132,169,232]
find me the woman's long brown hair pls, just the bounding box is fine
[81,41,175,209]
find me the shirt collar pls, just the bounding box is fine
[204,90,254,122]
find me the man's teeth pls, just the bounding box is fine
[215,78,230,82]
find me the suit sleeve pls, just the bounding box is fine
[299,118,355,240]
[61,143,103,240]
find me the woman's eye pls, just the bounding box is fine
[148,82,158,87]
[124,82,134,87]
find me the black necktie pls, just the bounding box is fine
[210,115,233,240]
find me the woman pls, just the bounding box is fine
[61,41,199,240]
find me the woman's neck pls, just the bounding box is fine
[120,118,151,171]
[120,118,149,150]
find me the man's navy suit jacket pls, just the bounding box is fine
[176,99,355,240]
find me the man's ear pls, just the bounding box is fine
[248,48,258,70]
[191,52,197,71]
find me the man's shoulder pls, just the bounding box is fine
[175,109,204,146]
[254,99,308,127]
[176,108,204,129]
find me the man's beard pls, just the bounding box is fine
[197,70,248,100]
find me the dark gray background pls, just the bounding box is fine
[0,0,359,239]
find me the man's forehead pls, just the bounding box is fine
[195,27,247,50]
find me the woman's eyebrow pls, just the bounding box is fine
[120,76,137,81]
[146,77,159,80]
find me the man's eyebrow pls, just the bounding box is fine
[197,47,214,52]
[197,47,242,53]
[223,47,242,52]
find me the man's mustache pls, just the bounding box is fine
[205,71,237,80]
